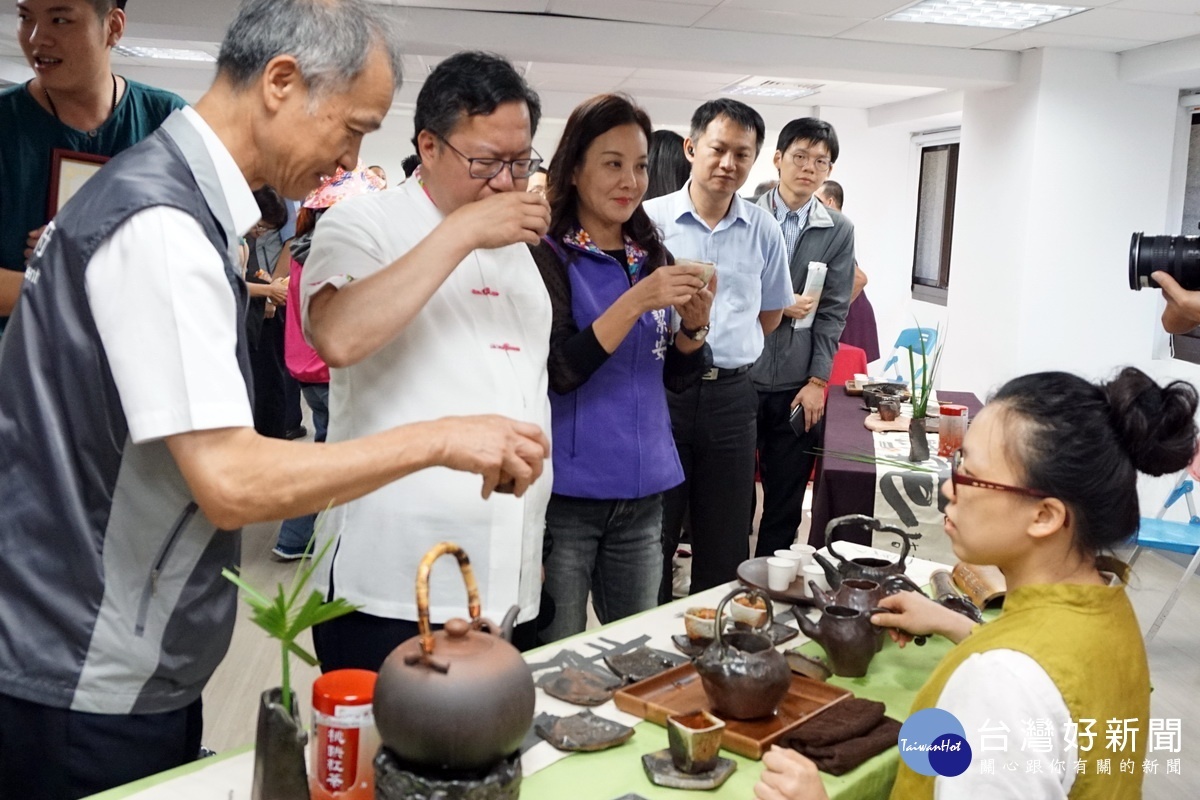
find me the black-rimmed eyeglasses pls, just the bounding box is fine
[436,134,543,180]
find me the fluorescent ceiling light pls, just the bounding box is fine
[112,45,216,62]
[722,78,822,101]
[887,0,1089,30]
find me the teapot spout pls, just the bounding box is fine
[794,607,822,643]
[808,581,833,609]
[811,552,842,591]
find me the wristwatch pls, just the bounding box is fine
[679,322,710,342]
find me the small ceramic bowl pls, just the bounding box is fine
[728,595,769,628]
[684,608,717,642]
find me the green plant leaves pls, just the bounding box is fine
[222,505,360,709]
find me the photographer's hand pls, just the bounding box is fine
[1153,271,1200,334]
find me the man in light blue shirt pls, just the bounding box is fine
[645,99,792,598]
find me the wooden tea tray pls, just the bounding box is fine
[612,662,851,759]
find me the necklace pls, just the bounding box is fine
[43,73,118,138]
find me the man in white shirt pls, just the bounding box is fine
[0,3,547,796]
[644,99,793,598]
[303,51,554,667]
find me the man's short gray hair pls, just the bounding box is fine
[217,0,403,99]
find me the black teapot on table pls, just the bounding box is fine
[812,514,922,591]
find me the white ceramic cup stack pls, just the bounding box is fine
[766,557,795,592]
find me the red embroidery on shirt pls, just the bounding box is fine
[490,343,521,352]
[471,287,500,296]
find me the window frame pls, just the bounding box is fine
[910,139,960,306]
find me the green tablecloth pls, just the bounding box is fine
[522,633,957,800]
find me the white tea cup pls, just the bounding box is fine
[803,564,830,597]
[767,557,795,592]
[773,549,804,579]
[788,543,817,569]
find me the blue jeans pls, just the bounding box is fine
[537,492,664,645]
[275,383,329,551]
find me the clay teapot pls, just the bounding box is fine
[374,542,534,772]
[808,575,923,651]
[694,588,790,720]
[796,604,885,678]
[812,514,921,590]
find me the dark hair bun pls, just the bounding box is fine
[1104,367,1198,477]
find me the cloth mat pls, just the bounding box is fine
[781,697,902,776]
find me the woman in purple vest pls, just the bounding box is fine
[530,94,715,644]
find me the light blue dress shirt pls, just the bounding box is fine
[645,182,793,368]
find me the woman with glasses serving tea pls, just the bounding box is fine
[754,367,1197,800]
[528,94,715,644]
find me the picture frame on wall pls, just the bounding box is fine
[47,149,110,219]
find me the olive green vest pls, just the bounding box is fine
[891,573,1149,799]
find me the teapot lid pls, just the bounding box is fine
[428,618,500,659]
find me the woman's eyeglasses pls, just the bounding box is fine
[950,449,1051,499]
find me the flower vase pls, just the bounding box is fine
[908,417,930,463]
[252,688,311,800]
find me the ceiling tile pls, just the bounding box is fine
[547,0,712,26]
[979,30,1156,51]
[836,19,1018,47]
[693,8,867,36]
[528,61,640,79]
[1108,0,1200,12]
[715,0,913,19]
[373,0,550,10]
[1036,7,1200,40]
[628,67,750,84]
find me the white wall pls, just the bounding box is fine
[941,48,1180,400]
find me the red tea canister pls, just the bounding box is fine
[938,404,969,457]
[311,669,379,800]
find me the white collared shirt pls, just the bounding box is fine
[86,106,257,443]
[301,178,553,625]
[644,181,793,368]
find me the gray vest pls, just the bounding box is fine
[0,112,252,714]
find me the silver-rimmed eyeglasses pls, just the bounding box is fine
[787,150,833,173]
[436,134,543,180]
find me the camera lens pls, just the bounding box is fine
[1129,232,1200,291]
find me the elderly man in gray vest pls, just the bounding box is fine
[0,1,548,796]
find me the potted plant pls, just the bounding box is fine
[223,532,359,800]
[906,325,943,462]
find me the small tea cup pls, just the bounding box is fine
[729,594,769,628]
[773,549,804,579]
[767,557,795,592]
[878,398,900,422]
[683,608,717,642]
[788,543,816,568]
[667,709,725,774]
[803,564,830,596]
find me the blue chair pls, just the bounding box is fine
[1127,461,1200,642]
[882,327,938,383]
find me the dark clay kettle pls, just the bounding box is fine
[374,542,534,772]
[812,514,921,590]
[694,587,791,720]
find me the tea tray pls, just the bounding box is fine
[612,662,850,759]
[737,556,820,605]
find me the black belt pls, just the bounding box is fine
[701,364,752,380]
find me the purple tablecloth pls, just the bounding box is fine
[808,388,983,546]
